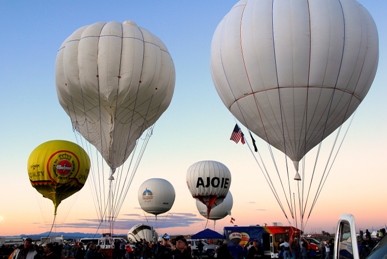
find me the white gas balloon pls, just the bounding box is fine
[211,0,378,173]
[138,178,175,216]
[186,160,232,217]
[210,0,378,228]
[56,20,175,171]
[127,224,158,243]
[55,20,175,225]
[196,191,233,220]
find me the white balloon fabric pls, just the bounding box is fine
[138,178,175,216]
[196,191,233,220]
[211,0,378,170]
[186,160,232,217]
[56,21,175,170]
[127,224,158,243]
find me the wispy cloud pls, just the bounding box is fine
[38,212,204,231]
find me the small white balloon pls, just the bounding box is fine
[138,178,175,216]
[196,191,233,220]
[186,160,232,217]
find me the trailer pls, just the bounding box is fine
[0,237,24,246]
[223,225,302,258]
[40,235,64,245]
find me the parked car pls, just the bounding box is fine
[187,239,217,258]
[304,237,321,246]
[301,237,321,258]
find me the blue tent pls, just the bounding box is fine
[191,228,224,239]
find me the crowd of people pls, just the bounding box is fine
[2,228,386,259]
[0,236,195,259]
[0,238,63,259]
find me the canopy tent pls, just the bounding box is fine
[191,228,224,239]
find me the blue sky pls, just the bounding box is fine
[0,0,386,237]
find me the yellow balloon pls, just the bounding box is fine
[240,232,250,247]
[27,140,90,214]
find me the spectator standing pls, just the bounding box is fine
[247,239,263,259]
[74,243,86,259]
[324,240,331,259]
[215,241,233,259]
[197,241,204,259]
[85,244,96,259]
[290,238,300,259]
[42,244,59,259]
[10,238,40,259]
[172,236,192,259]
[279,239,290,259]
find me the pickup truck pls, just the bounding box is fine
[334,214,386,259]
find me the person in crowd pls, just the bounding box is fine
[329,239,334,259]
[42,243,59,259]
[73,242,86,259]
[277,238,284,259]
[243,242,251,258]
[94,246,104,259]
[301,240,308,259]
[247,239,263,259]
[279,239,290,259]
[157,236,192,259]
[63,242,71,259]
[197,240,204,259]
[365,229,371,241]
[171,236,192,259]
[324,239,331,259]
[125,244,134,259]
[139,239,151,259]
[119,241,126,259]
[215,240,233,259]
[156,237,173,259]
[85,243,96,259]
[10,238,40,259]
[229,242,244,259]
[290,238,300,259]
[319,239,325,259]
[50,243,61,259]
[113,240,121,259]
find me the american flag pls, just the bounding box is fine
[230,124,245,144]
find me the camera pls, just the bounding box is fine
[162,233,170,240]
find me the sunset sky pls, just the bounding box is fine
[0,0,386,238]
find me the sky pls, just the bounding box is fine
[0,0,386,238]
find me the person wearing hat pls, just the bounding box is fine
[42,243,59,259]
[156,234,173,259]
[156,235,192,259]
[10,238,40,259]
[247,239,263,259]
[173,236,192,259]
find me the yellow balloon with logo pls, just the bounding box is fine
[27,140,90,215]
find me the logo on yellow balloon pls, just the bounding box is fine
[49,151,79,183]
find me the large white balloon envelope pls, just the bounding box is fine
[196,191,233,220]
[210,0,379,177]
[186,160,232,218]
[138,178,175,217]
[56,20,175,171]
